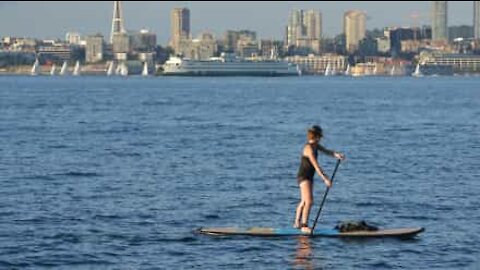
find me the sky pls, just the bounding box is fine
[0,1,475,44]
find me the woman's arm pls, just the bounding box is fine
[304,145,332,187]
[318,144,345,160]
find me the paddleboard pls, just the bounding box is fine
[197,227,424,238]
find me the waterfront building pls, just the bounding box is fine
[86,34,104,63]
[419,51,480,73]
[38,43,73,63]
[344,10,366,53]
[432,1,448,41]
[170,7,190,54]
[286,54,346,75]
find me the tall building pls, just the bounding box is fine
[432,1,448,41]
[110,1,126,44]
[86,34,104,63]
[304,10,322,40]
[475,1,480,39]
[344,10,366,53]
[286,9,322,53]
[287,9,322,45]
[170,7,190,53]
[287,9,304,47]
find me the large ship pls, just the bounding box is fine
[162,53,300,76]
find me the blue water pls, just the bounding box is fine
[0,75,479,269]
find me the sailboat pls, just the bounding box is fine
[324,63,332,76]
[50,64,56,76]
[120,62,128,76]
[115,63,122,75]
[73,61,81,76]
[372,65,377,76]
[107,61,115,76]
[344,64,351,76]
[60,61,68,76]
[31,59,40,76]
[390,65,396,76]
[142,62,149,76]
[412,63,422,77]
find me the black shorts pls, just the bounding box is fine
[297,177,313,185]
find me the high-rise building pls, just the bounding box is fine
[286,9,322,53]
[304,10,322,40]
[344,10,366,53]
[432,1,448,41]
[475,1,480,39]
[110,1,126,44]
[287,9,304,47]
[170,7,190,53]
[86,34,104,63]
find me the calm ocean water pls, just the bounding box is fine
[0,75,479,269]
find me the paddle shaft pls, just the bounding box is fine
[310,159,341,236]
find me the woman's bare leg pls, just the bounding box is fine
[299,181,313,233]
[294,200,305,228]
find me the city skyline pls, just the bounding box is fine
[0,1,476,44]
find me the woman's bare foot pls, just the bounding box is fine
[301,226,312,234]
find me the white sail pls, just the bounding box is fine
[324,63,332,76]
[73,61,81,76]
[31,59,40,76]
[373,65,377,75]
[413,63,422,77]
[142,62,149,76]
[345,64,351,76]
[60,61,68,75]
[120,62,128,76]
[390,65,395,76]
[107,61,115,76]
[115,63,122,75]
[50,64,56,76]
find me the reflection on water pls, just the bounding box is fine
[293,236,315,270]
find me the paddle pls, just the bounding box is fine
[310,159,342,236]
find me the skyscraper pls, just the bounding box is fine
[287,9,304,47]
[170,7,190,53]
[304,10,322,40]
[286,9,322,53]
[110,1,126,44]
[344,10,366,53]
[475,1,480,39]
[432,1,448,41]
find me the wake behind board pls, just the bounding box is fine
[198,227,424,238]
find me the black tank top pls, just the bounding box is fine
[297,143,318,180]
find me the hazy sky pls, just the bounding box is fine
[0,1,475,44]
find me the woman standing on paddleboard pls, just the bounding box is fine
[294,125,345,233]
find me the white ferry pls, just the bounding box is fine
[162,53,300,76]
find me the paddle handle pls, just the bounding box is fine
[310,159,341,236]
